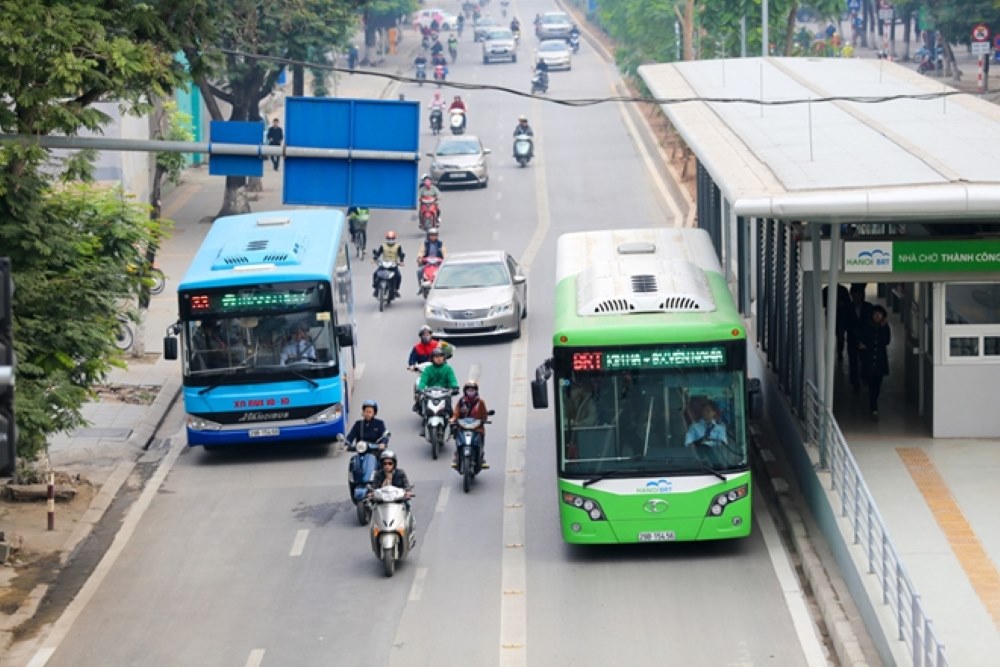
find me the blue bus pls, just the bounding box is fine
[164,210,356,447]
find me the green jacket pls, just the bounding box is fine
[417,362,458,391]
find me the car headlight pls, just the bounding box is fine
[187,415,222,431]
[427,305,447,318]
[489,301,514,316]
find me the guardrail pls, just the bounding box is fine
[804,382,947,667]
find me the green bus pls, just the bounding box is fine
[531,228,761,544]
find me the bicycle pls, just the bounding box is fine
[352,228,368,259]
[114,314,134,351]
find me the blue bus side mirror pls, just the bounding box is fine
[747,378,763,419]
[337,324,354,348]
[531,378,548,409]
[163,336,178,360]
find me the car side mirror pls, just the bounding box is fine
[337,324,354,348]
[513,275,526,285]
[163,336,178,360]
[483,148,492,155]
[425,152,434,158]
[531,378,548,409]
[747,378,763,419]
[487,409,496,416]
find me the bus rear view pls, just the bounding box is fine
[165,210,356,447]
[532,228,760,544]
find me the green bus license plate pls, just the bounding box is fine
[249,428,280,438]
[638,531,676,542]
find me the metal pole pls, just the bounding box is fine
[823,223,842,464]
[740,15,747,58]
[762,0,769,57]
[47,471,55,531]
[811,229,826,465]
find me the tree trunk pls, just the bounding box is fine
[217,176,251,219]
[943,41,961,81]
[783,5,797,56]
[902,14,911,60]
[293,64,305,97]
[684,0,694,61]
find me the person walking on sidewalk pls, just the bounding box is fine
[846,284,873,391]
[266,118,284,171]
[858,305,891,417]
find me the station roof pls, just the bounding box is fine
[638,57,1000,222]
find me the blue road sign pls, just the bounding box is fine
[283,97,419,209]
[208,121,265,177]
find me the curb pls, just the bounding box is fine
[750,425,869,667]
[0,376,181,657]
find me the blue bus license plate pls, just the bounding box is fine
[249,428,280,437]
[638,531,676,542]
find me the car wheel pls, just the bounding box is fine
[480,176,489,189]
[511,316,522,340]
[521,301,527,319]
[483,56,489,64]
[512,53,517,63]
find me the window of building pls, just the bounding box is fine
[943,283,1000,362]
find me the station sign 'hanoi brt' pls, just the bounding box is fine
[844,240,1000,274]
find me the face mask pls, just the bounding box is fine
[420,335,432,342]
[465,390,477,398]
[386,240,396,246]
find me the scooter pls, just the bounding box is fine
[369,485,415,577]
[531,70,548,94]
[429,108,443,135]
[419,386,455,459]
[434,63,447,86]
[513,134,533,167]
[418,196,440,231]
[418,256,443,298]
[569,33,580,53]
[347,434,389,525]
[416,62,427,86]
[449,108,466,135]
[453,411,494,493]
[373,260,399,312]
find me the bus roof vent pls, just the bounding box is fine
[213,233,307,269]
[577,259,716,316]
[617,242,656,255]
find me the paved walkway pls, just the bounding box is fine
[830,289,1000,666]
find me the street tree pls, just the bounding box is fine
[180,0,364,218]
[0,0,209,459]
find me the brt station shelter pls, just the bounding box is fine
[640,57,1000,439]
[640,57,1000,667]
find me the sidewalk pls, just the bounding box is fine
[829,293,1000,666]
[0,29,419,657]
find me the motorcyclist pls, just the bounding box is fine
[414,346,459,413]
[510,17,521,36]
[415,227,447,289]
[418,175,441,200]
[449,95,467,130]
[533,13,542,36]
[430,36,444,58]
[347,205,370,252]
[408,325,453,368]
[533,59,549,90]
[345,399,389,451]
[369,450,413,510]
[414,52,428,75]
[430,91,446,111]
[372,230,405,298]
[447,34,459,60]
[512,115,534,158]
[456,14,465,35]
[569,24,580,41]
[450,381,490,469]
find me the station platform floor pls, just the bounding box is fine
[828,299,1000,666]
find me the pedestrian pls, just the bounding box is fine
[858,305,891,417]
[348,44,359,71]
[845,284,873,391]
[266,118,283,171]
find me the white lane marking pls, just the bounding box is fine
[245,649,266,667]
[408,567,429,601]
[26,649,54,667]
[435,485,451,513]
[496,190,503,201]
[756,497,829,667]
[603,68,685,225]
[28,434,188,666]
[498,101,550,667]
[495,211,502,221]
[355,362,366,382]
[289,529,309,557]
[492,231,500,241]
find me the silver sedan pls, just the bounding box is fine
[534,39,572,70]
[424,251,527,339]
[426,136,491,188]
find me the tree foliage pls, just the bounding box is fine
[0,0,203,458]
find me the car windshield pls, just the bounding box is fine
[543,13,569,24]
[476,17,496,26]
[540,41,566,52]
[436,140,481,156]
[487,29,512,39]
[433,261,510,288]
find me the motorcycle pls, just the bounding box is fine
[369,485,416,577]
[419,196,440,231]
[449,108,466,135]
[449,43,458,64]
[418,256,443,298]
[416,62,427,85]
[569,33,580,53]
[531,70,548,95]
[347,435,389,525]
[453,411,494,492]
[419,386,455,459]
[513,134,533,167]
[429,108,443,134]
[434,63,447,86]
[374,260,399,312]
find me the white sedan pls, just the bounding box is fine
[413,8,459,31]
[534,39,572,70]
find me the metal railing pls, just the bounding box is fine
[804,382,947,667]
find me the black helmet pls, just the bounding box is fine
[362,399,378,414]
